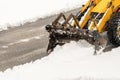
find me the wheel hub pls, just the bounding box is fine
[117,26,120,39]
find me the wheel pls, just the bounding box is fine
[107,12,120,46]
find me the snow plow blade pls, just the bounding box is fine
[45,13,107,54]
[45,0,120,54]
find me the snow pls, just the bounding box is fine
[0,0,87,31]
[0,0,120,80]
[0,41,120,80]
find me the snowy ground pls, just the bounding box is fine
[0,0,87,31]
[0,0,120,80]
[0,41,120,80]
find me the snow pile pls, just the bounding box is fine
[0,0,87,31]
[0,41,120,80]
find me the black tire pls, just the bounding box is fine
[107,12,120,46]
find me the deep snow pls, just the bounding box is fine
[0,41,120,80]
[0,0,87,31]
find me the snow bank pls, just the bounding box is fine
[0,0,87,31]
[0,41,120,80]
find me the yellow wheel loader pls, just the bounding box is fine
[45,0,120,54]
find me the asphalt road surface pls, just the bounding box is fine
[0,8,79,71]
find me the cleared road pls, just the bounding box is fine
[0,8,79,71]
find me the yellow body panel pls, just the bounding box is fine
[79,0,101,29]
[71,0,120,32]
[97,6,113,32]
[94,0,101,4]
[80,0,91,12]
[92,0,120,32]
[92,0,120,13]
[113,0,120,12]
[79,6,94,29]
[92,0,112,13]
[80,0,120,32]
